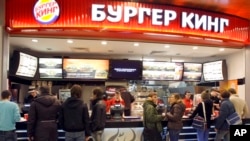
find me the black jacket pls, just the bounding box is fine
[27,94,61,140]
[90,99,106,132]
[190,99,213,128]
[59,97,91,136]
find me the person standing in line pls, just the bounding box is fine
[228,88,249,120]
[142,92,165,141]
[27,86,61,141]
[210,88,221,111]
[90,87,106,141]
[189,90,213,141]
[165,93,186,141]
[59,84,91,141]
[214,90,236,141]
[120,88,135,116]
[0,90,21,141]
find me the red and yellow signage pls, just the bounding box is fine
[5,0,250,43]
[33,0,60,24]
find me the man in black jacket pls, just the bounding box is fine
[59,84,91,141]
[90,87,106,141]
[27,86,61,141]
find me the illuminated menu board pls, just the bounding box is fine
[142,62,183,80]
[39,58,62,78]
[203,60,227,81]
[183,63,202,81]
[16,52,37,77]
[63,59,109,79]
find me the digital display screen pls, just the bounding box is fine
[16,52,37,77]
[142,61,183,80]
[203,60,226,81]
[109,60,142,80]
[63,59,109,79]
[39,58,62,78]
[183,63,202,81]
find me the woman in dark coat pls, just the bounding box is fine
[27,86,61,141]
[190,90,213,141]
[166,93,186,141]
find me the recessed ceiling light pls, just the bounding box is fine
[134,43,139,46]
[219,48,225,51]
[101,41,107,45]
[31,39,38,42]
[193,46,198,50]
[164,45,170,48]
[67,40,73,44]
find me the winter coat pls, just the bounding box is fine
[166,101,186,130]
[143,100,163,132]
[27,95,61,141]
[215,98,235,130]
[90,99,106,132]
[59,97,91,136]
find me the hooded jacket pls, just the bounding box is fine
[143,100,163,132]
[59,97,91,135]
[27,94,61,138]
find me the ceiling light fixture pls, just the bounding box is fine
[134,43,139,46]
[101,41,107,45]
[193,46,198,50]
[67,40,73,44]
[164,45,170,48]
[219,48,225,51]
[31,39,38,43]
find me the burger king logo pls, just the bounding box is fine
[33,0,60,24]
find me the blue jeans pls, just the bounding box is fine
[65,131,85,141]
[214,130,230,141]
[196,128,209,141]
[0,130,17,141]
[168,129,181,141]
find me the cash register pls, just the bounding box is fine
[110,104,124,119]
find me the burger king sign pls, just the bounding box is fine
[33,0,60,24]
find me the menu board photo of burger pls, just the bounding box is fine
[63,59,109,79]
[183,63,203,81]
[142,61,184,80]
[39,58,63,78]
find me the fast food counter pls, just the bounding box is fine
[16,118,250,141]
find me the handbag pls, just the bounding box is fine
[192,102,207,130]
[226,112,242,125]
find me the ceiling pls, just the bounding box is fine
[9,0,250,62]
